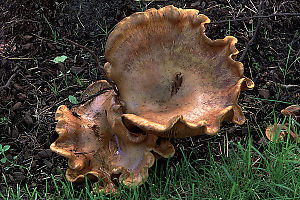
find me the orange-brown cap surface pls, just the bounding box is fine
[281,105,300,122]
[51,80,175,193]
[105,5,254,137]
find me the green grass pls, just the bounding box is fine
[96,20,116,38]
[0,101,12,127]
[47,69,88,97]
[1,121,299,199]
[43,14,57,42]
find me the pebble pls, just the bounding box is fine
[8,174,14,182]
[38,149,52,158]
[22,43,33,50]
[258,89,270,99]
[43,160,53,168]
[2,58,7,65]
[12,127,19,138]
[31,160,37,169]
[24,111,34,126]
[242,127,248,135]
[13,83,23,91]
[23,35,33,40]
[14,172,26,181]
[17,93,27,100]
[11,102,22,111]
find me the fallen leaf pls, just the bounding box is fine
[53,55,68,64]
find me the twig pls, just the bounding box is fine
[280,84,300,90]
[210,12,300,24]
[0,70,20,90]
[32,33,66,46]
[63,37,102,73]
[239,1,263,62]
[270,80,300,90]
[5,19,39,24]
[76,87,112,105]
[0,54,33,60]
[38,97,69,116]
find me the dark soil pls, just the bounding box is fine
[1,0,299,195]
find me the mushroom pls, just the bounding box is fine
[51,5,255,193]
[265,105,299,142]
[104,5,254,138]
[51,80,174,193]
[281,105,300,122]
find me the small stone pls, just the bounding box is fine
[17,93,27,100]
[191,1,201,7]
[24,150,31,160]
[31,160,37,169]
[14,172,26,181]
[2,58,7,65]
[47,43,55,50]
[22,43,33,50]
[12,127,19,138]
[228,127,237,134]
[6,154,12,161]
[23,35,33,40]
[13,83,22,91]
[58,19,64,27]
[38,149,52,158]
[258,89,270,99]
[70,66,84,74]
[24,111,34,126]
[242,127,248,135]
[8,174,14,182]
[43,160,53,168]
[259,51,264,56]
[11,102,22,111]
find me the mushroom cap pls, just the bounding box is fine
[51,80,174,192]
[51,81,119,193]
[281,105,300,122]
[105,5,254,137]
[265,123,298,142]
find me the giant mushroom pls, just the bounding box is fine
[51,5,254,193]
[104,5,254,137]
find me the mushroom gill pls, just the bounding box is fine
[104,5,254,137]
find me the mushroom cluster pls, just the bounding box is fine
[51,5,254,193]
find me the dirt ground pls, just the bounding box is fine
[1,0,299,194]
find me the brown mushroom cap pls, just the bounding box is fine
[105,5,254,137]
[51,80,175,192]
[265,123,298,142]
[51,81,119,193]
[281,105,300,122]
